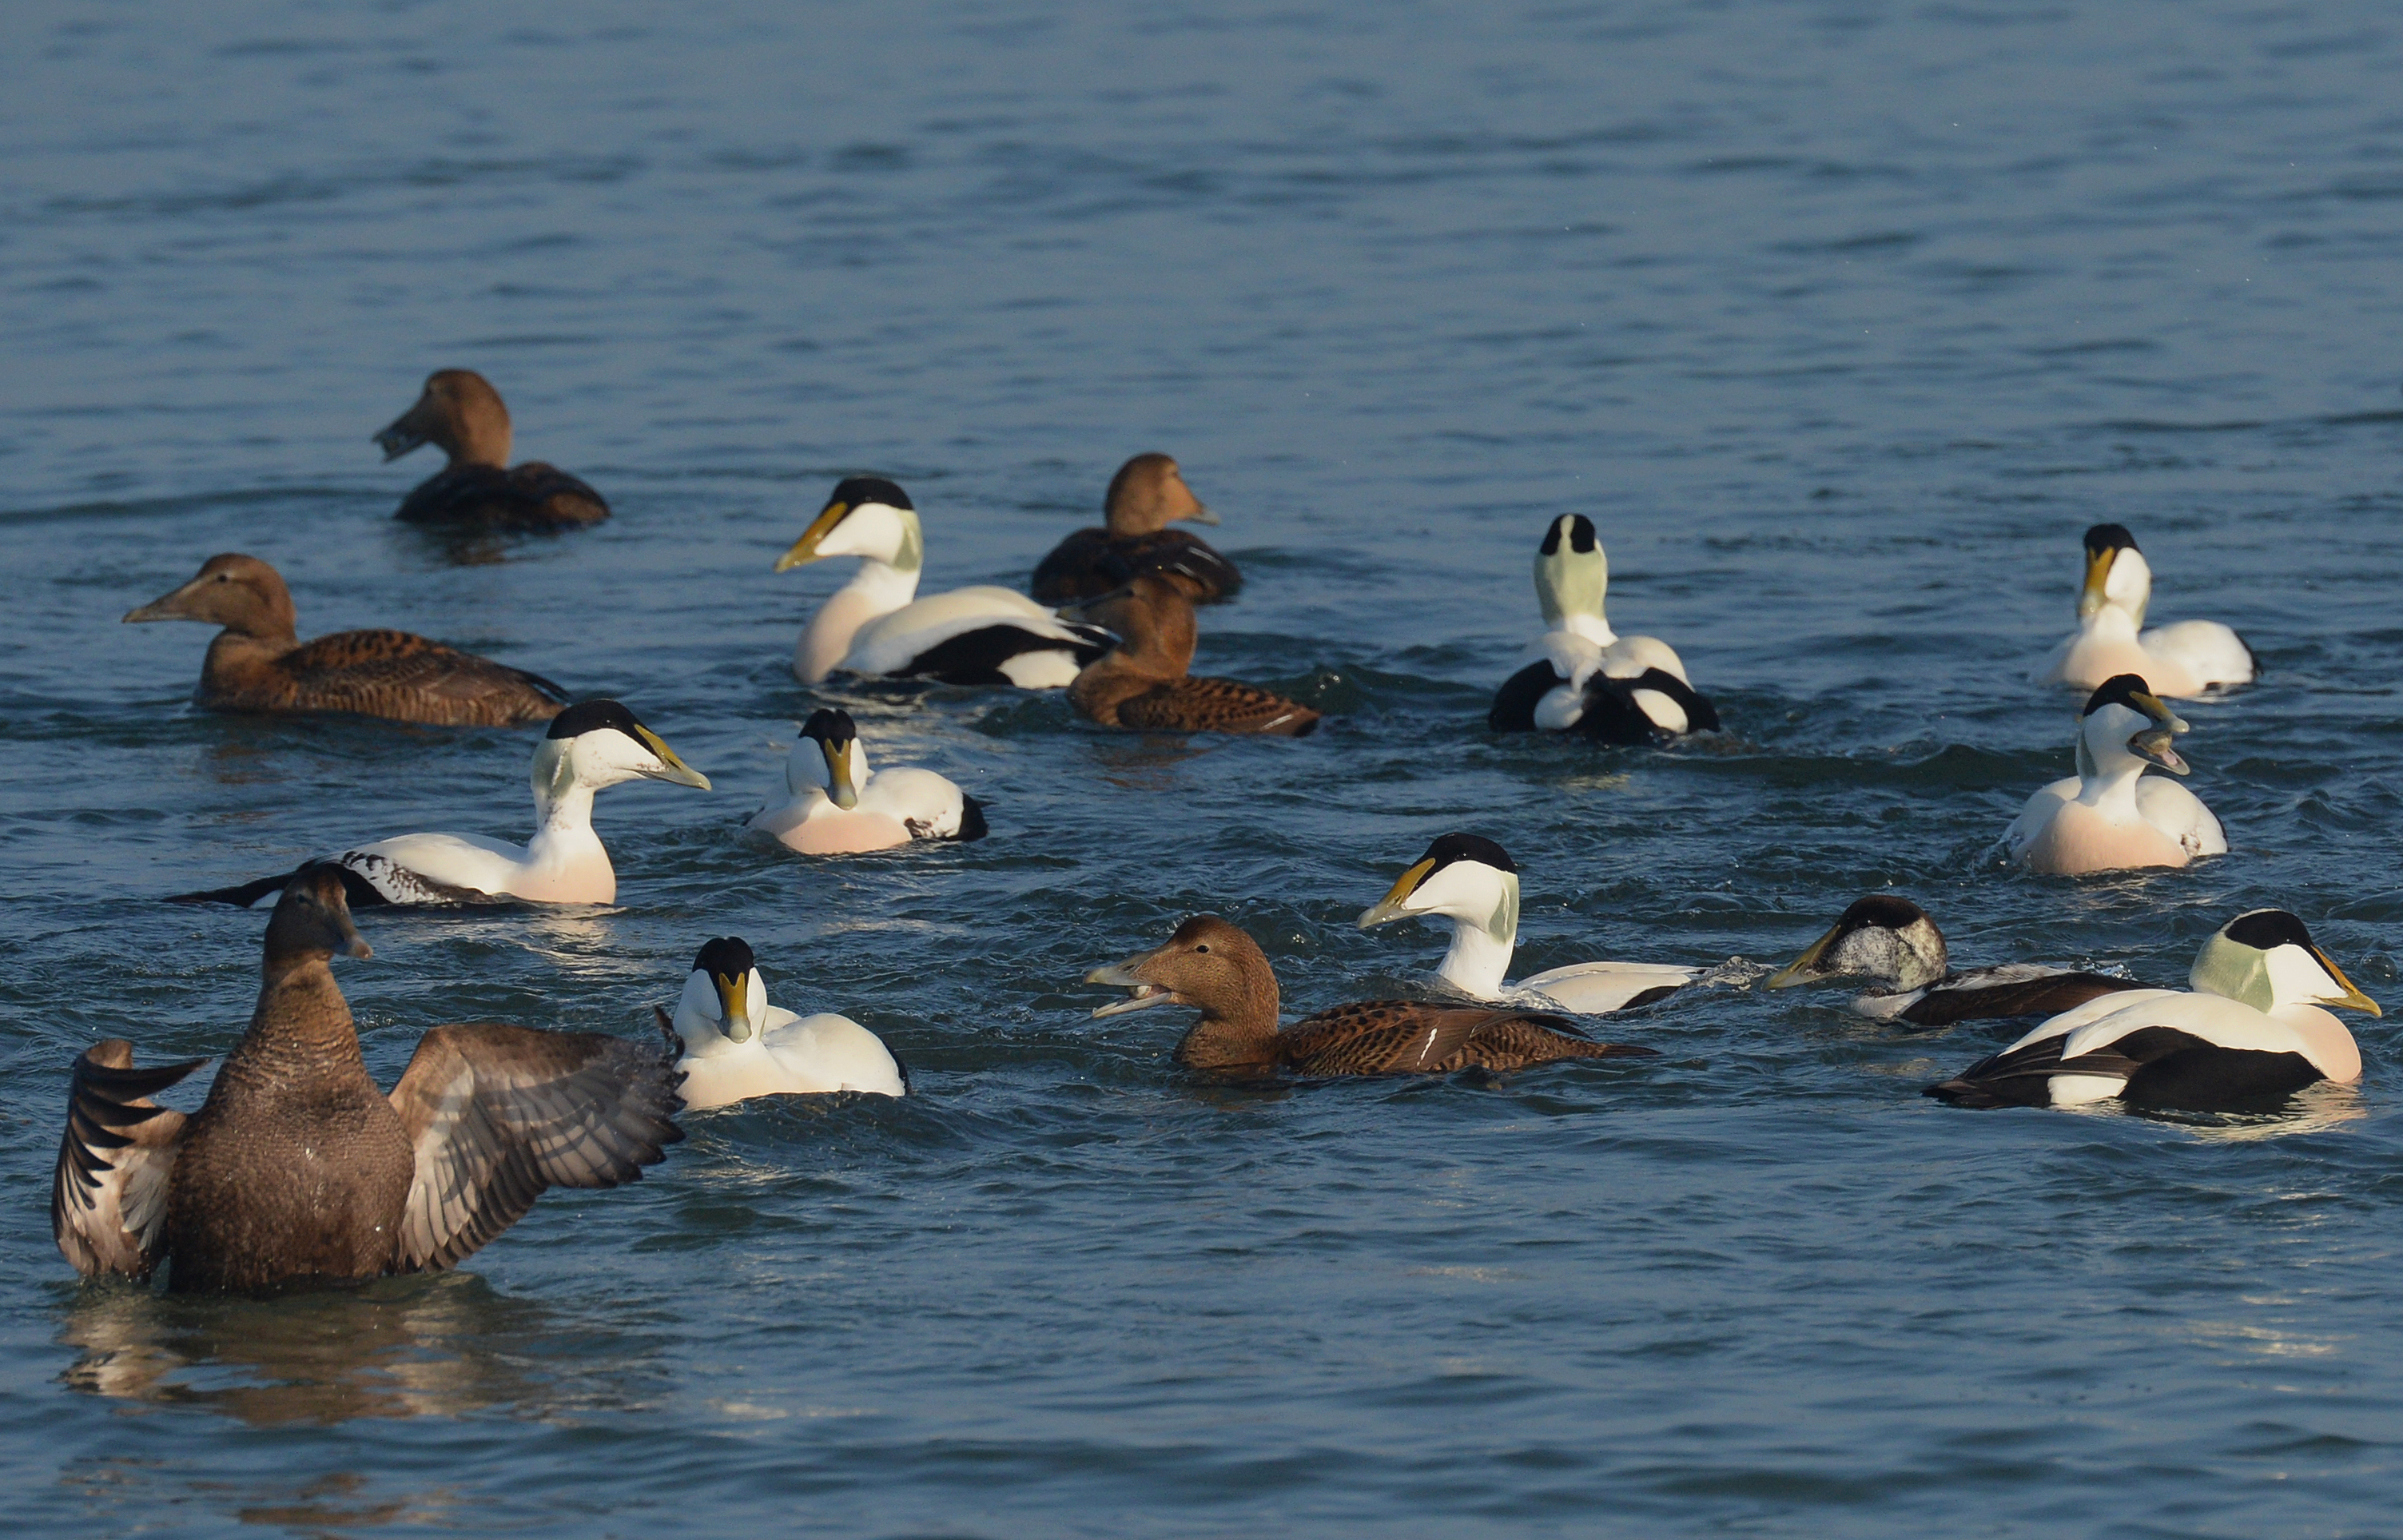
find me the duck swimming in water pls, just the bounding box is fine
[1084,914,1658,1076]
[1066,575,1319,736]
[1028,453,1241,605]
[748,708,987,854]
[1356,834,1693,1013]
[2002,674,2225,876]
[171,700,710,907]
[1924,909,2379,1112]
[52,865,681,1290]
[124,553,568,726]
[375,369,610,530]
[659,937,907,1108]
[1764,893,2142,1025]
[1489,515,1720,743]
[2037,523,2255,697]
[776,477,1114,687]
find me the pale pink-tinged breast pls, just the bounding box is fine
[778,810,912,854]
[2019,802,2189,875]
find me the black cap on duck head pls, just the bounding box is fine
[2081,674,2167,718]
[690,935,755,981]
[265,863,372,964]
[1539,515,1599,557]
[1833,893,1931,933]
[547,699,643,740]
[828,476,913,512]
[1418,832,1516,876]
[2083,523,2138,555]
[800,708,857,747]
[1765,892,1946,990]
[2222,909,2313,953]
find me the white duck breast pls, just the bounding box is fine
[664,938,906,1108]
[2038,524,2256,698]
[2003,675,2225,876]
[1489,515,1719,743]
[749,708,988,855]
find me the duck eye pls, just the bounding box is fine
[1194,943,1210,953]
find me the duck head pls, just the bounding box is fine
[2190,909,2381,1017]
[774,477,924,574]
[2079,674,2190,778]
[1084,914,1283,1068]
[1064,574,1197,678]
[376,369,514,469]
[531,699,711,801]
[1358,834,1521,943]
[680,936,769,1044]
[2077,523,2152,627]
[123,553,300,642]
[264,863,373,969]
[1104,452,1216,535]
[1766,894,1948,993]
[794,707,868,810]
[1534,515,1610,635]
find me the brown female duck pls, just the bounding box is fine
[1029,452,1240,603]
[1085,914,1659,1076]
[1067,575,1318,736]
[376,369,609,530]
[125,552,568,726]
[52,865,682,1291]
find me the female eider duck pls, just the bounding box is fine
[1925,909,2379,1112]
[2038,523,2254,696]
[1067,575,1319,736]
[1085,914,1658,1076]
[749,708,987,854]
[1489,515,1719,744]
[171,700,710,907]
[1765,894,2142,1025]
[657,937,907,1108]
[125,553,568,726]
[2003,674,2225,876]
[375,368,610,530]
[1028,452,1241,604]
[52,865,680,1290]
[775,476,1113,686]
[1356,834,1693,1013]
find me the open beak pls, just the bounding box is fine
[1357,858,1434,929]
[374,394,435,463]
[773,500,849,572]
[1085,949,1178,1018]
[2310,948,2382,1017]
[2077,545,2116,619]
[822,738,859,810]
[1764,924,1840,989]
[631,725,712,790]
[2128,727,2189,775]
[714,972,754,1042]
[1180,502,1219,527]
[122,577,205,625]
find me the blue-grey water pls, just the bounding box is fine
[4,2,2402,1534]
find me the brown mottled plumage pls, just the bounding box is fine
[376,368,610,531]
[124,552,568,726]
[1068,575,1318,736]
[1086,914,1658,1077]
[1029,453,1241,603]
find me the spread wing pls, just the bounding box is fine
[52,1041,205,1280]
[277,629,568,726]
[387,1022,683,1271]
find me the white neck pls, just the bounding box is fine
[1434,915,1517,1000]
[2078,604,2141,643]
[1558,612,1617,647]
[797,562,921,682]
[2073,738,2148,815]
[523,778,615,892]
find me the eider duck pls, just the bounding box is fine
[1028,452,1241,604]
[1764,893,2142,1025]
[1925,909,2379,1112]
[658,937,907,1108]
[124,552,567,726]
[2037,523,2255,697]
[776,476,1113,686]
[1356,834,1693,1013]
[1489,515,1720,743]
[375,369,609,530]
[1084,913,1659,1076]
[2003,674,2225,876]
[170,700,710,907]
[748,708,988,854]
[52,865,680,1290]
[1066,575,1319,736]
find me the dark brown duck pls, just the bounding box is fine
[376,368,609,530]
[52,865,682,1292]
[125,552,568,726]
[1029,452,1240,604]
[1067,575,1318,736]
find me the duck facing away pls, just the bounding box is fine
[2037,523,2254,697]
[171,700,710,907]
[125,553,568,726]
[375,369,610,530]
[1084,914,1659,1076]
[2003,674,2225,876]
[1357,834,1693,1013]
[1490,515,1720,744]
[1764,893,2142,1025]
[53,866,681,1290]
[1066,575,1319,736]
[1925,909,2379,1112]
[1028,453,1241,605]
[748,708,986,854]
[776,477,1113,686]
[658,937,907,1109]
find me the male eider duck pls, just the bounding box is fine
[1925,909,2379,1112]
[1489,515,1719,743]
[1028,452,1241,604]
[52,865,680,1290]
[1066,575,1319,736]
[1084,914,1658,1076]
[748,708,988,854]
[170,700,710,907]
[375,368,610,530]
[657,937,907,1108]
[2003,674,2225,875]
[125,553,568,726]
[1356,834,1693,1013]
[2037,523,2254,696]
[776,476,1113,686]
[1765,894,2142,1025]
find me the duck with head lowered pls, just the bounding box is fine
[1489,515,1719,744]
[374,368,610,530]
[1028,452,1241,605]
[2002,674,2225,876]
[749,708,987,854]
[1065,575,1319,736]
[660,936,907,1108]
[1764,894,2143,1025]
[2036,523,2254,697]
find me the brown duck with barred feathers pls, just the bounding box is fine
[124,553,568,726]
[1085,914,1659,1076]
[1029,452,1241,604]
[1066,575,1318,736]
[376,369,610,531]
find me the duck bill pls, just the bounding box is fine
[2128,727,2189,775]
[2310,948,2382,1017]
[374,395,435,463]
[1085,952,1178,1018]
[2077,546,2115,619]
[122,576,206,624]
[1179,502,1219,527]
[773,500,849,572]
[631,725,712,790]
[822,739,859,810]
[1357,858,1435,929]
[2129,689,2188,734]
[1764,924,1840,989]
[715,973,754,1042]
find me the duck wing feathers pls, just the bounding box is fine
[262,629,568,726]
[1899,967,2139,1026]
[396,463,610,530]
[1489,659,1561,732]
[1117,676,1320,737]
[1278,1001,1658,1076]
[52,1041,205,1280]
[1031,529,1243,604]
[1577,668,1719,742]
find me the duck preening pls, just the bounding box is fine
[1489,515,1719,743]
[1028,453,1241,604]
[375,369,610,530]
[748,708,987,854]
[124,553,568,726]
[659,937,907,1108]
[1925,909,2379,1112]
[1084,913,1659,1076]
[2002,674,2225,875]
[1066,575,1319,736]
[53,866,681,1290]
[169,699,710,907]
[1764,894,2142,1025]
[2037,523,2254,697]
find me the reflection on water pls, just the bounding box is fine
[2157,1080,2370,1144]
